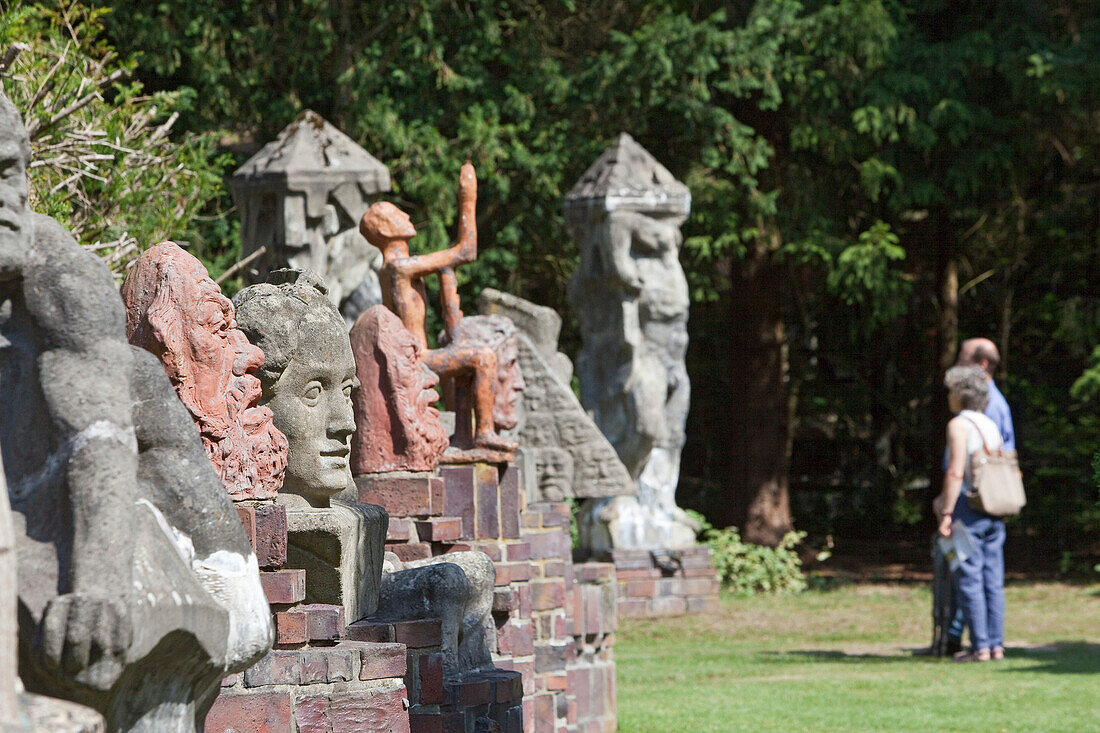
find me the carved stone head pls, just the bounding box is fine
[0,94,31,279]
[234,270,358,507]
[349,305,448,474]
[122,241,288,500]
[448,314,525,431]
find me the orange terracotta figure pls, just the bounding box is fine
[360,163,517,461]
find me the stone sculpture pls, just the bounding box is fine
[234,270,386,622]
[235,270,494,667]
[375,550,496,679]
[349,305,449,474]
[0,93,272,731]
[360,162,517,462]
[564,133,697,551]
[232,110,392,325]
[478,289,635,507]
[121,241,289,501]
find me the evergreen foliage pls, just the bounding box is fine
[14,0,1095,560]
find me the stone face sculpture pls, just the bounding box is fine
[564,133,697,551]
[121,241,289,501]
[360,163,517,462]
[478,289,635,506]
[234,270,359,507]
[232,110,391,325]
[349,305,449,474]
[0,94,271,730]
[234,270,386,621]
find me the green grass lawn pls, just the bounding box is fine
[615,582,1100,732]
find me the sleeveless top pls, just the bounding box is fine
[947,409,1004,522]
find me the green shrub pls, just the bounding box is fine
[702,524,808,595]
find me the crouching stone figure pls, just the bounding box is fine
[0,94,271,731]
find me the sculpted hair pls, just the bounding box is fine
[944,365,989,412]
[233,269,342,392]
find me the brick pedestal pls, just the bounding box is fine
[207,500,411,733]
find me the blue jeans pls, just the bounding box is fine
[953,517,1006,651]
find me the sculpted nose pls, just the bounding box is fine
[328,392,356,439]
[230,330,265,376]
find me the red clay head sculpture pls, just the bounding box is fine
[122,241,288,500]
[349,305,449,473]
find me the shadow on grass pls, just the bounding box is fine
[761,642,1100,674]
[760,650,925,664]
[1002,642,1100,674]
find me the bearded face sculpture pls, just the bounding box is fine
[122,242,289,500]
[349,305,448,474]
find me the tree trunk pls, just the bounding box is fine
[723,247,794,547]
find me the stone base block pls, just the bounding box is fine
[285,500,387,624]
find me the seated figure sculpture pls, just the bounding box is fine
[442,313,525,446]
[0,93,271,731]
[239,271,495,677]
[121,241,288,501]
[360,162,517,462]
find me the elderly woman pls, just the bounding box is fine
[935,365,1007,662]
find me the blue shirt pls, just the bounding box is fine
[985,379,1015,452]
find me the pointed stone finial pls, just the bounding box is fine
[564,132,690,219]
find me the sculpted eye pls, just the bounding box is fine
[342,382,354,398]
[302,383,322,404]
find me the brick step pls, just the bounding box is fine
[274,603,345,645]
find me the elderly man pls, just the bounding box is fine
[934,336,1017,656]
[957,337,1015,450]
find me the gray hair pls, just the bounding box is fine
[944,365,989,412]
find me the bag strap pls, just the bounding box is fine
[959,413,1001,457]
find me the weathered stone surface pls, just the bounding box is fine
[0,455,17,724]
[0,93,272,730]
[349,305,448,474]
[565,133,698,551]
[234,270,358,508]
[375,551,495,680]
[360,164,516,462]
[122,241,288,501]
[478,294,634,503]
[232,110,391,325]
[284,501,387,623]
[479,288,571,384]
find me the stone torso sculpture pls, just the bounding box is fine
[565,133,697,550]
[122,241,288,500]
[0,93,271,731]
[360,163,517,462]
[349,305,448,474]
